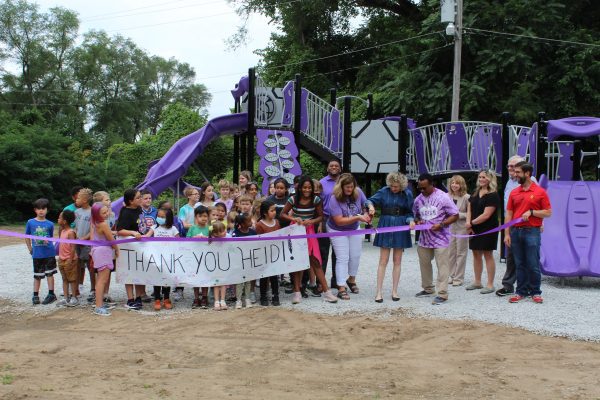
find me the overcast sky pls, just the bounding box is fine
[34,0,274,119]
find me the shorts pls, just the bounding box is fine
[58,259,78,282]
[33,257,57,280]
[75,245,91,261]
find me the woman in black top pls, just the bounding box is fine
[465,170,500,294]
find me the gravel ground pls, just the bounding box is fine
[1,236,599,341]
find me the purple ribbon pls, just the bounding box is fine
[0,219,523,247]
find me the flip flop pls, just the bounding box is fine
[346,280,359,294]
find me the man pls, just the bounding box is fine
[413,173,459,305]
[496,156,537,296]
[319,160,342,289]
[504,161,551,303]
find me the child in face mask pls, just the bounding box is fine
[151,208,179,311]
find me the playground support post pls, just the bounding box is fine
[342,96,352,173]
[330,88,337,107]
[450,0,463,121]
[366,93,373,120]
[536,112,547,178]
[572,140,582,181]
[293,74,302,163]
[399,114,408,174]
[233,98,241,184]
[500,111,510,261]
[246,67,256,176]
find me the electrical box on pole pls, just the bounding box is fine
[441,0,455,23]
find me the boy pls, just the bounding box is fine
[74,188,94,301]
[187,206,210,308]
[140,189,157,231]
[25,198,58,305]
[217,179,233,212]
[55,210,79,307]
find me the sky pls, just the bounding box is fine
[34,0,274,119]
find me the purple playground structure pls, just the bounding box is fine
[121,68,599,278]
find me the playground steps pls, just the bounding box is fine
[540,180,600,277]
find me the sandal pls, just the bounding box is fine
[346,280,359,294]
[337,289,350,300]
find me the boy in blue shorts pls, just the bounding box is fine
[25,198,58,305]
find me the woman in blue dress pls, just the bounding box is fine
[368,172,415,303]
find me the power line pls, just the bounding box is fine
[465,27,600,49]
[81,0,188,21]
[83,0,229,22]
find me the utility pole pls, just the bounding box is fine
[442,0,463,121]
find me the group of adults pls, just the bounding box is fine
[315,155,551,305]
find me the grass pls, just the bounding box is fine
[2,374,14,385]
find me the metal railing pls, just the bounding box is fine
[254,75,272,126]
[302,89,343,158]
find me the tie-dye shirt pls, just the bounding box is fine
[413,188,459,248]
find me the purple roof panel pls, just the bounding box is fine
[547,117,600,142]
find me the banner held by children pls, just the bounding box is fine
[116,225,310,287]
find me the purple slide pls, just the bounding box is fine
[540,177,600,277]
[112,113,248,215]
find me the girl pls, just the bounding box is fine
[280,176,338,304]
[447,175,470,286]
[367,172,415,303]
[226,211,237,235]
[326,173,373,300]
[266,177,290,228]
[232,213,256,309]
[196,182,216,208]
[209,222,229,311]
[255,200,281,306]
[179,186,200,232]
[152,208,179,311]
[268,181,276,196]
[55,210,78,307]
[116,189,153,310]
[90,203,119,316]
[466,170,501,294]
[213,202,228,229]
[245,182,260,201]
[187,206,211,308]
[93,191,116,305]
[217,179,233,212]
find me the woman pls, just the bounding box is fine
[367,172,414,303]
[447,175,470,286]
[465,170,501,294]
[326,173,373,300]
[238,170,252,195]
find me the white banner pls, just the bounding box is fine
[115,225,310,286]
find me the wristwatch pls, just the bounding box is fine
[530,209,534,217]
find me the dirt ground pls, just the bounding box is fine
[0,301,599,400]
[0,226,26,248]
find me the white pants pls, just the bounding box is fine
[328,225,363,287]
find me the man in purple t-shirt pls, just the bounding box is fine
[319,160,342,289]
[413,173,459,305]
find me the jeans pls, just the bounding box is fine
[510,227,542,296]
[501,247,516,291]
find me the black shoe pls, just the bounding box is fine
[32,295,40,305]
[415,290,433,297]
[199,296,209,309]
[300,289,309,299]
[284,287,294,294]
[271,296,280,306]
[392,296,400,302]
[307,284,321,297]
[41,293,57,305]
[375,298,383,303]
[260,297,269,306]
[132,298,143,310]
[495,287,514,297]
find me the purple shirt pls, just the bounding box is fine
[319,175,337,217]
[413,188,459,248]
[326,194,370,231]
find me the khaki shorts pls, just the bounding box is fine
[58,259,78,282]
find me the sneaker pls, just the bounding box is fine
[292,292,302,304]
[495,287,514,297]
[323,290,338,303]
[219,300,228,310]
[125,299,137,309]
[213,301,221,311]
[133,298,143,310]
[532,295,544,304]
[250,291,257,304]
[32,295,40,305]
[101,303,116,310]
[431,296,447,305]
[103,296,116,306]
[192,299,201,309]
[260,297,269,307]
[163,299,173,310]
[465,284,483,291]
[42,293,57,305]
[93,306,111,316]
[172,289,183,302]
[67,297,79,307]
[78,284,85,295]
[308,284,322,297]
[55,298,69,307]
[87,291,96,303]
[300,289,309,298]
[200,296,209,309]
[284,287,294,294]
[480,287,495,294]
[235,300,242,309]
[154,299,162,311]
[245,298,253,308]
[415,290,433,298]
[140,294,152,303]
[509,294,526,303]
[271,295,280,306]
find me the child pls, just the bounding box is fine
[140,189,158,231]
[209,221,229,311]
[116,188,153,310]
[62,186,82,230]
[93,191,116,305]
[25,198,58,305]
[187,205,210,309]
[196,182,216,208]
[90,203,119,316]
[231,183,240,199]
[280,176,338,304]
[55,210,79,307]
[255,200,281,306]
[226,211,237,235]
[152,208,179,311]
[232,213,256,309]
[213,202,228,229]
[209,206,218,224]
[179,186,200,232]
[74,188,93,301]
[159,200,185,237]
[217,179,233,212]
[237,195,253,215]
[267,177,290,228]
[268,181,276,196]
[245,182,260,201]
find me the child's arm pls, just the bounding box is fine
[67,231,77,260]
[143,227,154,237]
[25,238,32,255]
[98,222,120,257]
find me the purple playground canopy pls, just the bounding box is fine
[546,116,600,142]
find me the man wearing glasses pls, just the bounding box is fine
[496,156,537,296]
[413,173,459,305]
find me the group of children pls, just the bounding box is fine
[26,172,337,316]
